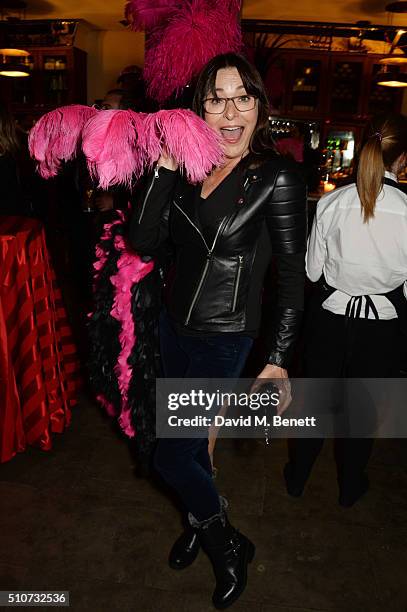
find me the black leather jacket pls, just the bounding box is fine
[129,156,307,368]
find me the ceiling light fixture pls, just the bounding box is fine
[376,70,407,86]
[379,54,407,64]
[0,49,30,77]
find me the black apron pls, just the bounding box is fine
[309,178,407,336]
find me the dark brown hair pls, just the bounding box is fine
[357,113,407,222]
[0,105,20,158]
[192,53,277,163]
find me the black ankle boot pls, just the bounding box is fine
[283,462,305,497]
[196,513,255,610]
[338,474,370,508]
[168,526,200,570]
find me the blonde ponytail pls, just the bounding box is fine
[356,114,407,224]
[356,134,385,223]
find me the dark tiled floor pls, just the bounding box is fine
[1,395,407,612]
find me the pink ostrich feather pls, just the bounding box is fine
[29,105,98,179]
[141,112,164,170]
[153,109,224,182]
[109,233,154,438]
[143,0,242,103]
[82,110,147,189]
[125,0,182,31]
[82,108,223,188]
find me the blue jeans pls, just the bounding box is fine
[154,310,253,521]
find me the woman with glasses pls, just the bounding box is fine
[129,53,307,609]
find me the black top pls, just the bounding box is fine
[197,167,240,230]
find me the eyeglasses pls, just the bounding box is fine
[203,95,257,114]
[91,103,115,110]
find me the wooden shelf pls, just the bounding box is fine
[0,46,87,129]
[256,48,404,123]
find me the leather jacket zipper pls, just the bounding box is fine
[231,255,243,313]
[173,201,210,251]
[184,216,228,326]
[138,166,159,224]
[185,254,211,326]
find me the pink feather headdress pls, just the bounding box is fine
[143,0,242,103]
[125,0,182,31]
[28,105,98,178]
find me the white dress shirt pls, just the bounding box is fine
[306,172,407,319]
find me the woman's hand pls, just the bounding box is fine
[157,149,178,172]
[251,363,292,416]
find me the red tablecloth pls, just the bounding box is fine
[0,216,81,463]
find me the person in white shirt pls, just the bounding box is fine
[284,113,407,507]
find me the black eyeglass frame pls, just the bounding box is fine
[202,95,258,114]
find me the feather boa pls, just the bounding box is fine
[91,210,155,438]
[143,0,242,102]
[88,221,123,423]
[28,105,98,178]
[93,215,125,287]
[110,232,154,437]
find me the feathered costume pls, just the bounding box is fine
[29,106,223,457]
[29,0,242,462]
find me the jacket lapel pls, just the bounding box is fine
[172,166,265,237]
